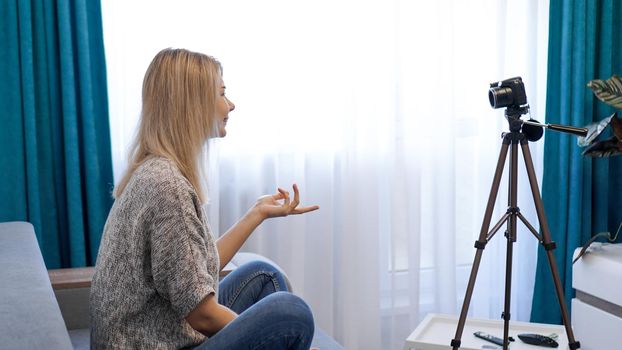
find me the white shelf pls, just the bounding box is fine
[404,313,570,350]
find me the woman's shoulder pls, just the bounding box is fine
[128,156,197,200]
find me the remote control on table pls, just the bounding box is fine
[474,331,505,346]
[517,333,559,348]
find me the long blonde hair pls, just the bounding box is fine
[114,48,222,202]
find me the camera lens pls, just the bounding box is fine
[489,87,514,108]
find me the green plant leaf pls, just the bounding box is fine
[587,75,622,109]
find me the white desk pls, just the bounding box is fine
[404,314,570,350]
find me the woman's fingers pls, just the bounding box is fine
[290,184,300,209]
[292,205,320,214]
[271,192,285,200]
[286,184,319,215]
[278,187,291,207]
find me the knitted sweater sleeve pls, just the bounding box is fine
[148,163,217,318]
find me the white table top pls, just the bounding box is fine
[404,313,570,350]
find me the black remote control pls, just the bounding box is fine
[517,333,559,348]
[474,331,505,346]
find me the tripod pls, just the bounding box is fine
[450,110,581,350]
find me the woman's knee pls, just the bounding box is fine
[240,260,290,291]
[242,260,280,275]
[261,292,314,332]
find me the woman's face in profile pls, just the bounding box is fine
[215,77,235,137]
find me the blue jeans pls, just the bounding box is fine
[193,260,314,350]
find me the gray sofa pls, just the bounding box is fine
[0,221,342,350]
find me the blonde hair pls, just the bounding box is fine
[114,48,222,202]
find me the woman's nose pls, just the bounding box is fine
[227,98,235,111]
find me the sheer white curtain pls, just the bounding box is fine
[102,1,549,349]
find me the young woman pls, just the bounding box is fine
[90,48,319,350]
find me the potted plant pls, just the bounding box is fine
[579,75,622,157]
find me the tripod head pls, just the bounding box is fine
[490,76,588,141]
[504,106,530,133]
[502,107,588,142]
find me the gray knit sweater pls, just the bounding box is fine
[90,157,219,349]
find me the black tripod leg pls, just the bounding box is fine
[451,141,510,350]
[520,141,581,350]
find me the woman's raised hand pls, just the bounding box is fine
[253,184,319,220]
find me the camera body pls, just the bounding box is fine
[489,76,527,109]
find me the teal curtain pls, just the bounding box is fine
[0,0,113,268]
[531,0,622,324]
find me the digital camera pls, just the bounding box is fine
[488,77,527,109]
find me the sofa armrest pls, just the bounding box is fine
[49,268,94,330]
[48,263,240,292]
[49,267,95,290]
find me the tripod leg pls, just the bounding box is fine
[520,140,581,350]
[501,142,519,350]
[451,141,510,350]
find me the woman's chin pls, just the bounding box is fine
[207,128,227,139]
